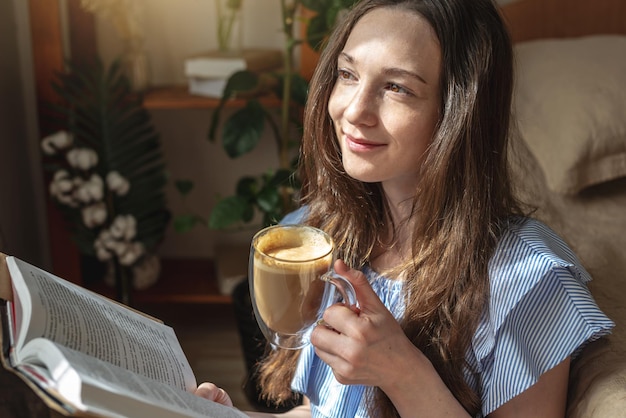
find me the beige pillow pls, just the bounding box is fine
[513,35,626,195]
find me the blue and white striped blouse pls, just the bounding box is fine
[281,209,614,417]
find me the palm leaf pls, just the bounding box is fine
[46,59,170,256]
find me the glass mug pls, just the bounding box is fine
[249,224,358,350]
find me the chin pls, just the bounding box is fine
[341,155,387,183]
[344,168,382,184]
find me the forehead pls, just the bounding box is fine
[342,6,441,76]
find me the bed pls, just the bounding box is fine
[500,0,626,416]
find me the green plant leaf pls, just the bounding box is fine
[173,214,203,233]
[209,71,261,143]
[306,13,330,51]
[175,179,194,196]
[272,73,309,108]
[222,100,265,158]
[235,176,259,199]
[208,195,251,229]
[256,185,281,213]
[223,70,259,95]
[301,0,332,13]
[241,202,255,223]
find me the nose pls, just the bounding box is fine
[343,86,377,127]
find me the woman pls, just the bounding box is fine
[196,0,614,416]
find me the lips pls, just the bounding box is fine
[344,133,386,152]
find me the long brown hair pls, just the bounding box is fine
[257,0,522,416]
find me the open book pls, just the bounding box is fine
[0,254,247,418]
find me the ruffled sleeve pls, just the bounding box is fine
[471,218,614,416]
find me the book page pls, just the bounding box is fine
[7,257,196,391]
[19,339,248,418]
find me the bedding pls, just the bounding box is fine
[512,35,626,195]
[511,134,626,417]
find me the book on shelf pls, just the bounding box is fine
[184,48,283,79]
[0,253,247,418]
[187,77,228,98]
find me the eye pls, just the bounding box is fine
[337,69,356,81]
[386,82,411,95]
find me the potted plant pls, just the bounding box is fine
[42,60,170,306]
[175,0,356,232]
[216,0,244,52]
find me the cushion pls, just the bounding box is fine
[513,35,626,195]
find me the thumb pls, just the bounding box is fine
[333,259,384,313]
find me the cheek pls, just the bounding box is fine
[327,88,342,124]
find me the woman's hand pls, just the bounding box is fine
[310,259,415,390]
[195,385,313,417]
[311,260,471,417]
[194,382,234,407]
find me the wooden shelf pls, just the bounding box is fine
[142,85,281,110]
[88,258,234,305]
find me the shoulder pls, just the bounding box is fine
[491,217,590,286]
[486,217,592,330]
[279,206,309,225]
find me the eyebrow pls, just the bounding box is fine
[338,51,429,85]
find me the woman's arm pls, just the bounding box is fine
[488,358,569,418]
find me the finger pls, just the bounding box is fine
[334,259,384,313]
[312,320,351,356]
[194,382,234,407]
[320,301,362,338]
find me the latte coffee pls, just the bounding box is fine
[252,226,333,334]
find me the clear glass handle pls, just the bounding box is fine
[322,271,358,309]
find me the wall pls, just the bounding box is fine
[0,0,50,267]
[96,0,284,85]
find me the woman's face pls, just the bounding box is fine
[328,6,442,201]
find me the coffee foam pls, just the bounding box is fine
[256,227,332,261]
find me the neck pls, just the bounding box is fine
[370,187,416,274]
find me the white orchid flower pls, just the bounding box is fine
[110,214,137,241]
[119,241,144,266]
[50,170,73,193]
[109,240,128,257]
[41,131,73,155]
[81,201,107,228]
[72,174,104,204]
[86,174,104,201]
[106,171,130,196]
[97,230,116,251]
[94,238,113,261]
[67,148,98,171]
[49,170,77,207]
